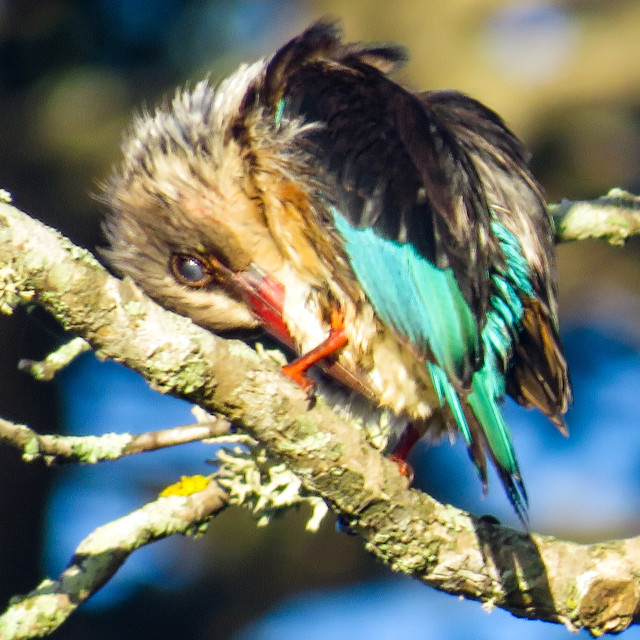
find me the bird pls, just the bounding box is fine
[102,21,572,522]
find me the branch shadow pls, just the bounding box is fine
[473,515,557,623]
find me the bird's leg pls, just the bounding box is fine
[389,423,422,479]
[281,307,347,392]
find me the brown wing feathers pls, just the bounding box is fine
[262,21,571,427]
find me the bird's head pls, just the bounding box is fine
[102,64,296,333]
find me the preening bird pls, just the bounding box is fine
[103,21,572,521]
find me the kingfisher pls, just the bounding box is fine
[103,21,571,521]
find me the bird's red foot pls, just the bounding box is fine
[388,453,414,482]
[281,307,347,392]
[388,423,422,482]
[281,363,317,393]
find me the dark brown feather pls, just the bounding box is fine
[261,21,494,326]
[423,90,572,427]
[506,299,572,430]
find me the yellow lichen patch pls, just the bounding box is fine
[159,474,210,497]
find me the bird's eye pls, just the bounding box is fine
[170,254,212,287]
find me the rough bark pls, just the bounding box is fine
[1,193,640,637]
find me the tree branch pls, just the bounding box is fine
[0,478,228,639]
[550,188,640,245]
[1,197,639,635]
[0,415,233,464]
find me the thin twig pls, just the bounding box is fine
[0,477,228,639]
[18,336,91,380]
[0,416,233,464]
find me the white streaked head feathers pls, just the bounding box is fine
[120,59,267,178]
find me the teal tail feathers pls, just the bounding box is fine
[429,360,528,523]
[333,209,531,521]
[467,372,528,523]
[429,221,534,522]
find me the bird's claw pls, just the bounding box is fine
[281,363,317,396]
[388,453,414,484]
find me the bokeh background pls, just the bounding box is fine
[1,1,640,638]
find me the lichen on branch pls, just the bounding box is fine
[1,195,640,636]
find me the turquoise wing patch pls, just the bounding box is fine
[332,212,479,382]
[333,210,532,520]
